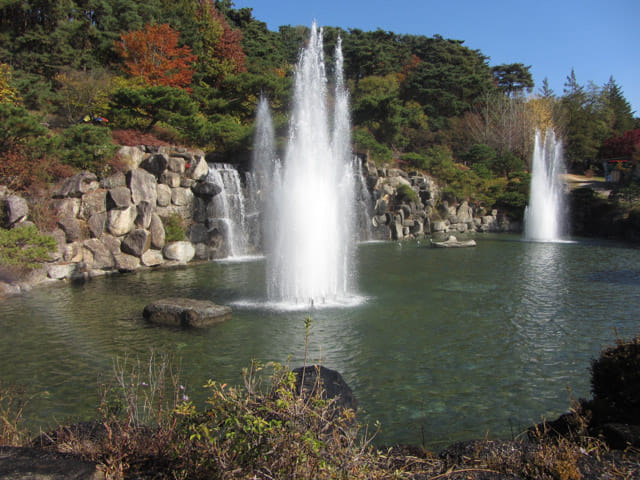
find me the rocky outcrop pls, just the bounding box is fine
[363,159,521,240]
[143,297,232,327]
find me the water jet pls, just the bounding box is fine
[524,129,567,242]
[260,23,358,306]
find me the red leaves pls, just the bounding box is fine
[602,129,640,159]
[116,23,197,90]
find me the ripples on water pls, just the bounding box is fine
[1,235,639,448]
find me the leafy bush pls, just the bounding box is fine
[174,361,382,479]
[590,336,640,423]
[352,127,392,164]
[164,214,187,242]
[396,184,419,204]
[401,152,429,170]
[465,143,496,179]
[57,124,118,176]
[109,85,198,133]
[0,225,56,270]
[493,171,530,220]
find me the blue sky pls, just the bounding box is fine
[233,0,640,116]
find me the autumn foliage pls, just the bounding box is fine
[116,23,197,90]
[601,129,640,161]
[195,0,246,85]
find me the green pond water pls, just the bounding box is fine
[1,234,639,449]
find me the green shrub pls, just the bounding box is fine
[396,184,419,204]
[401,152,430,170]
[590,336,640,423]
[0,225,56,270]
[57,124,118,176]
[164,214,187,242]
[174,361,381,479]
[352,127,392,164]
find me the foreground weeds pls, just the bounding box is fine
[6,335,640,479]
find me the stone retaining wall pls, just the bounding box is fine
[0,145,232,292]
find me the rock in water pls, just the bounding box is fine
[143,298,231,328]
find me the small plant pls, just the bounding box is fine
[163,213,187,242]
[396,183,419,204]
[0,224,56,270]
[0,381,30,446]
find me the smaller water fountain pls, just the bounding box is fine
[524,129,567,242]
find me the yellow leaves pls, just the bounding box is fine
[0,63,21,106]
[527,96,556,133]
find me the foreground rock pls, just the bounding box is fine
[143,297,231,327]
[293,365,357,412]
[0,446,104,479]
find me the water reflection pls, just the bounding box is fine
[1,235,640,447]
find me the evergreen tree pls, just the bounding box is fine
[491,63,534,97]
[602,76,635,135]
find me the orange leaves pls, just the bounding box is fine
[116,23,197,90]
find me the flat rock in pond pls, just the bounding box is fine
[143,297,231,328]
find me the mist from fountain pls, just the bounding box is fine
[524,129,567,242]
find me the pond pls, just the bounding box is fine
[1,234,639,449]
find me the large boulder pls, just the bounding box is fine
[187,156,209,181]
[113,252,140,272]
[168,156,186,173]
[121,229,151,257]
[57,215,83,243]
[163,241,195,263]
[149,213,165,249]
[140,153,169,178]
[171,187,193,206]
[457,201,474,224]
[53,171,98,198]
[141,249,164,267]
[143,297,231,327]
[107,187,131,209]
[156,184,172,207]
[80,190,107,220]
[192,181,221,198]
[100,171,126,189]
[117,145,146,171]
[47,263,75,280]
[135,201,154,229]
[292,365,357,412]
[83,238,114,269]
[160,171,181,188]
[107,206,137,237]
[128,169,157,206]
[3,194,29,225]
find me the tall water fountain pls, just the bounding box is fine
[263,24,357,306]
[524,129,567,241]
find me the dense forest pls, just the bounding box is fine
[1,0,638,221]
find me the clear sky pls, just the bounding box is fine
[233,0,640,116]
